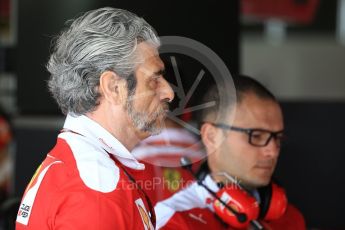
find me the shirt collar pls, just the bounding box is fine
[62,113,145,170]
[203,174,221,192]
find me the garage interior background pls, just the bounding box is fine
[0,0,344,229]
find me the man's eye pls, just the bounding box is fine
[252,134,263,139]
[149,77,159,88]
[251,132,267,140]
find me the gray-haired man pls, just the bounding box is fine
[16,7,173,230]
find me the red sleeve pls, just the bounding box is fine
[263,204,306,230]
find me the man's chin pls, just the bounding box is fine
[253,178,271,188]
[146,121,165,135]
[244,176,271,189]
[138,118,166,136]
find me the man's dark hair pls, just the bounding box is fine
[234,75,276,103]
[198,75,277,123]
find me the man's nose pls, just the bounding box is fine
[262,137,280,158]
[159,78,174,102]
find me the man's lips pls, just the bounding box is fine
[254,164,274,171]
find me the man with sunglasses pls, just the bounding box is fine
[155,75,305,229]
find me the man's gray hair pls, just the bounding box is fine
[47,7,160,115]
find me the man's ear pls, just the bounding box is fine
[201,123,222,153]
[99,71,127,105]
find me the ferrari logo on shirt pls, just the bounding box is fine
[135,198,154,230]
[163,168,181,192]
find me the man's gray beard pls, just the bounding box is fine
[126,98,166,135]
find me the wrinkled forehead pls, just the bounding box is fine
[133,42,164,74]
[135,41,160,61]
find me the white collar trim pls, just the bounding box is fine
[62,114,145,170]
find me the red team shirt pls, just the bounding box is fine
[154,175,306,230]
[16,115,155,230]
[132,128,306,230]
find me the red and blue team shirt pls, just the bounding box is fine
[16,114,155,230]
